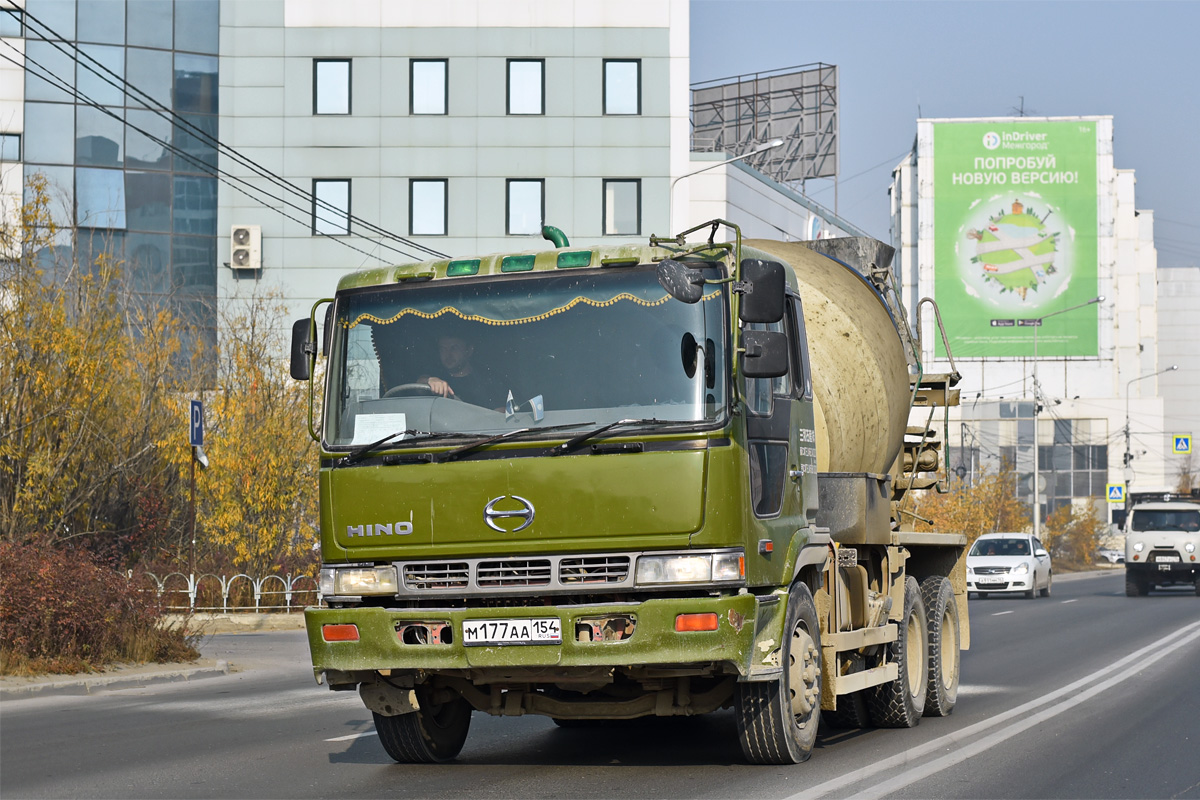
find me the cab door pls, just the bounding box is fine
[743,291,815,585]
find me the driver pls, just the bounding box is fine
[421,333,507,408]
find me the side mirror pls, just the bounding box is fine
[657,259,705,304]
[739,259,786,323]
[1036,548,1049,558]
[322,303,334,357]
[742,329,788,378]
[290,318,313,381]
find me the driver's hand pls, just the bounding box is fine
[426,376,455,398]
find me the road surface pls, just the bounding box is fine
[3,571,1198,799]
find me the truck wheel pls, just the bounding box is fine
[734,583,822,764]
[867,576,928,728]
[373,689,472,763]
[1039,572,1052,598]
[919,576,959,718]
[1125,573,1147,597]
[1194,575,1200,597]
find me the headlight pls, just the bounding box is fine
[636,552,744,585]
[1012,562,1029,575]
[1186,542,1196,554]
[320,566,398,596]
[1133,541,1145,553]
[966,566,974,576]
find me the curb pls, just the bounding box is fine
[167,613,308,635]
[0,660,231,699]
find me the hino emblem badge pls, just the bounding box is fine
[483,495,535,532]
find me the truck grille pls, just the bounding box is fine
[478,559,552,587]
[560,556,631,584]
[395,553,637,596]
[403,562,470,590]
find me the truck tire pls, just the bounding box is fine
[919,576,959,718]
[1125,573,1148,597]
[373,689,472,763]
[821,654,871,730]
[1194,575,1200,597]
[734,583,822,764]
[867,576,928,728]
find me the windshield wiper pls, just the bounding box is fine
[340,430,470,466]
[435,422,596,464]
[546,418,669,456]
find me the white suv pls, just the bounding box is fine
[966,532,1052,599]
[1124,501,1200,597]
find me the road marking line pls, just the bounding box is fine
[991,610,1014,616]
[325,730,378,742]
[1061,599,1078,604]
[791,619,1200,800]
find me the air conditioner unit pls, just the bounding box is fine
[230,224,261,270]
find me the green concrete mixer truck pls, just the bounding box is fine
[290,219,967,765]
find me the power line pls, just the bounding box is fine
[2,44,403,268]
[13,6,449,263]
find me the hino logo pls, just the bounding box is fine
[483,495,535,532]
[347,517,413,538]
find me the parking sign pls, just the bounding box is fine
[189,399,204,446]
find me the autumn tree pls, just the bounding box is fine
[1041,500,1107,569]
[167,292,319,577]
[0,175,187,559]
[904,463,1029,550]
[1177,455,1197,494]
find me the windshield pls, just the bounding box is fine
[969,538,1031,557]
[1130,509,1200,532]
[324,265,728,447]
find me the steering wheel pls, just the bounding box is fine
[382,382,437,398]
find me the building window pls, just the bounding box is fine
[603,179,640,235]
[410,179,447,236]
[0,7,23,37]
[0,133,21,161]
[76,167,127,229]
[603,60,640,115]
[507,59,544,115]
[506,179,544,235]
[411,59,447,115]
[313,179,350,235]
[313,59,351,115]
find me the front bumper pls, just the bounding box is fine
[968,576,1033,593]
[305,592,772,685]
[1126,560,1198,580]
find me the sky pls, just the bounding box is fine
[689,1,1200,267]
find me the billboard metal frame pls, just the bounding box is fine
[691,63,839,197]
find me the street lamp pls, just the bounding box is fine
[668,138,785,233]
[1030,295,1103,538]
[1124,364,1179,507]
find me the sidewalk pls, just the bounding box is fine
[1,613,306,699]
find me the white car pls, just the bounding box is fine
[966,532,1053,598]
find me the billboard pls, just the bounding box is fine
[932,120,1099,358]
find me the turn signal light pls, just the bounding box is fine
[322,624,360,642]
[675,613,719,632]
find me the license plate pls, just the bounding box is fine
[462,618,562,646]
[978,580,1005,587]
[1158,564,1172,571]
[1155,555,1181,563]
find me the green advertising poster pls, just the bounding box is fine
[933,120,1099,358]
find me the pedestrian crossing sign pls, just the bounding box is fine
[1174,435,1192,454]
[1106,484,1125,504]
